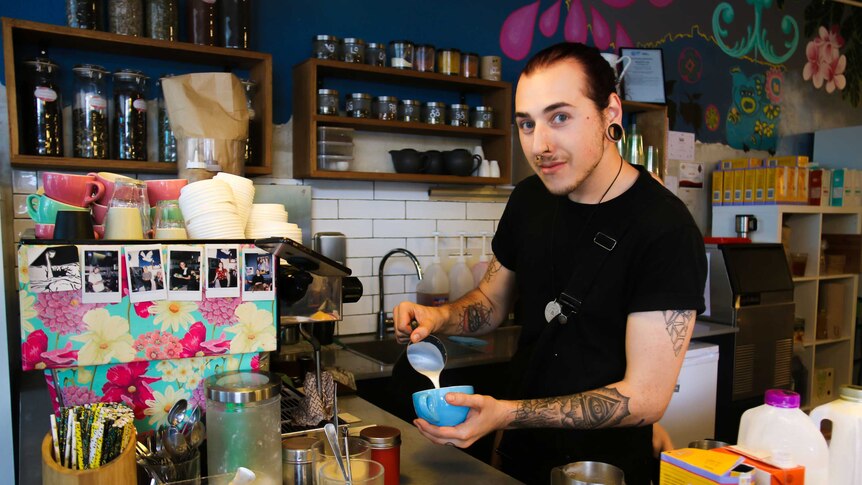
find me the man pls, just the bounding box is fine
[394,42,706,484]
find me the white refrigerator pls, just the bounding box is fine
[658,341,720,448]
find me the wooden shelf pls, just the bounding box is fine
[2,17,273,175]
[293,58,513,184]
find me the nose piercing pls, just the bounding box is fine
[544,145,551,153]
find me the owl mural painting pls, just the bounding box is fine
[726,67,781,153]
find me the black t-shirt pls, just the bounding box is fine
[492,166,707,484]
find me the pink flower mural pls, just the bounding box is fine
[22,330,78,370]
[101,361,160,420]
[180,321,230,358]
[35,291,104,335]
[803,25,847,94]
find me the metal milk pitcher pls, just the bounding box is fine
[550,461,626,485]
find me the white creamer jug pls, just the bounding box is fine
[810,384,862,485]
[737,389,829,485]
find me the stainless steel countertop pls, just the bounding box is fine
[340,394,522,484]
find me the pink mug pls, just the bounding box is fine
[91,202,109,225]
[42,172,104,207]
[146,179,188,205]
[88,172,135,205]
[35,223,55,239]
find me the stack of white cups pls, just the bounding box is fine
[213,172,255,228]
[178,179,246,239]
[246,203,303,242]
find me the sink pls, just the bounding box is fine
[344,337,484,365]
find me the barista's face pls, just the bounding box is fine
[515,60,619,198]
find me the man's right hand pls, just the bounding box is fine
[393,301,449,344]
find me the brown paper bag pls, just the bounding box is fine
[162,73,249,181]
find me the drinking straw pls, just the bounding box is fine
[49,415,60,463]
[74,420,83,470]
[64,410,75,468]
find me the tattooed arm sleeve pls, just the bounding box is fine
[505,309,696,429]
[440,255,517,336]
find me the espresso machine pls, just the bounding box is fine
[699,242,795,441]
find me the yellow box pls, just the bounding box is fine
[797,167,809,204]
[748,158,765,168]
[743,169,756,204]
[712,171,723,205]
[660,449,744,484]
[764,167,777,204]
[733,170,745,205]
[755,168,765,203]
[721,158,753,170]
[723,170,735,204]
[775,167,795,204]
[766,155,810,167]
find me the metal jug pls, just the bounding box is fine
[735,214,758,239]
[550,461,625,485]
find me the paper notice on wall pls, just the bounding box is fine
[679,162,704,188]
[667,131,695,161]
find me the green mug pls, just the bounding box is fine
[26,194,89,224]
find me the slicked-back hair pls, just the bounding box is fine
[521,42,617,112]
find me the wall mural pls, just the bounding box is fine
[802,2,860,106]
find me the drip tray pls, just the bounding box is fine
[344,337,484,366]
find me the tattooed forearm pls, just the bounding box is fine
[460,301,492,334]
[510,387,630,430]
[482,257,501,284]
[664,310,694,356]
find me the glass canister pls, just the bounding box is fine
[398,99,421,122]
[470,106,494,128]
[374,96,398,121]
[221,0,250,49]
[67,0,103,29]
[187,0,218,46]
[242,79,259,164]
[72,64,109,159]
[415,44,435,72]
[157,75,177,163]
[345,93,372,118]
[461,52,480,78]
[388,40,414,69]
[206,371,282,485]
[312,35,339,60]
[422,101,447,125]
[341,38,366,63]
[145,0,178,40]
[21,56,63,157]
[366,42,387,67]
[108,0,143,36]
[360,426,401,485]
[449,103,469,127]
[438,48,461,75]
[112,69,148,161]
[317,88,339,115]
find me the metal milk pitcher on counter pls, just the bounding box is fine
[810,385,862,485]
[551,461,625,485]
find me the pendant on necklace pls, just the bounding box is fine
[545,299,565,324]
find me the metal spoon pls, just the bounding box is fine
[188,421,206,451]
[164,425,190,460]
[167,399,188,429]
[323,423,350,483]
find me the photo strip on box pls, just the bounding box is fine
[167,245,204,301]
[125,245,168,303]
[80,245,122,304]
[241,247,275,301]
[205,244,240,298]
[27,245,81,293]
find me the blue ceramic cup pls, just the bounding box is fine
[412,385,474,426]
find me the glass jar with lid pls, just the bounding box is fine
[366,42,387,67]
[422,101,447,125]
[67,0,103,29]
[156,75,177,163]
[374,96,398,121]
[341,38,366,63]
[242,79,259,164]
[206,371,282,485]
[145,0,178,40]
[461,52,480,78]
[398,99,422,122]
[388,40,414,69]
[221,0,250,48]
[312,35,339,60]
[108,0,143,36]
[437,48,461,75]
[187,0,217,46]
[449,104,470,127]
[72,64,109,159]
[415,44,435,72]
[317,88,339,115]
[345,93,372,118]
[21,56,63,156]
[112,69,148,161]
[470,106,494,129]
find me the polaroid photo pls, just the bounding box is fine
[125,245,168,303]
[205,244,240,298]
[80,246,123,304]
[241,247,275,301]
[167,245,204,301]
[28,246,81,293]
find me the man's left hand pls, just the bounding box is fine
[412,392,512,448]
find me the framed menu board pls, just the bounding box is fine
[620,48,666,104]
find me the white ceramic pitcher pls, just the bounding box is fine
[810,384,862,485]
[600,53,632,90]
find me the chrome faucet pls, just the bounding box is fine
[378,248,423,340]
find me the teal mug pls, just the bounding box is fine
[26,194,89,224]
[412,385,474,426]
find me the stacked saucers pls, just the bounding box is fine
[213,172,255,228]
[178,179,245,239]
[245,203,301,241]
